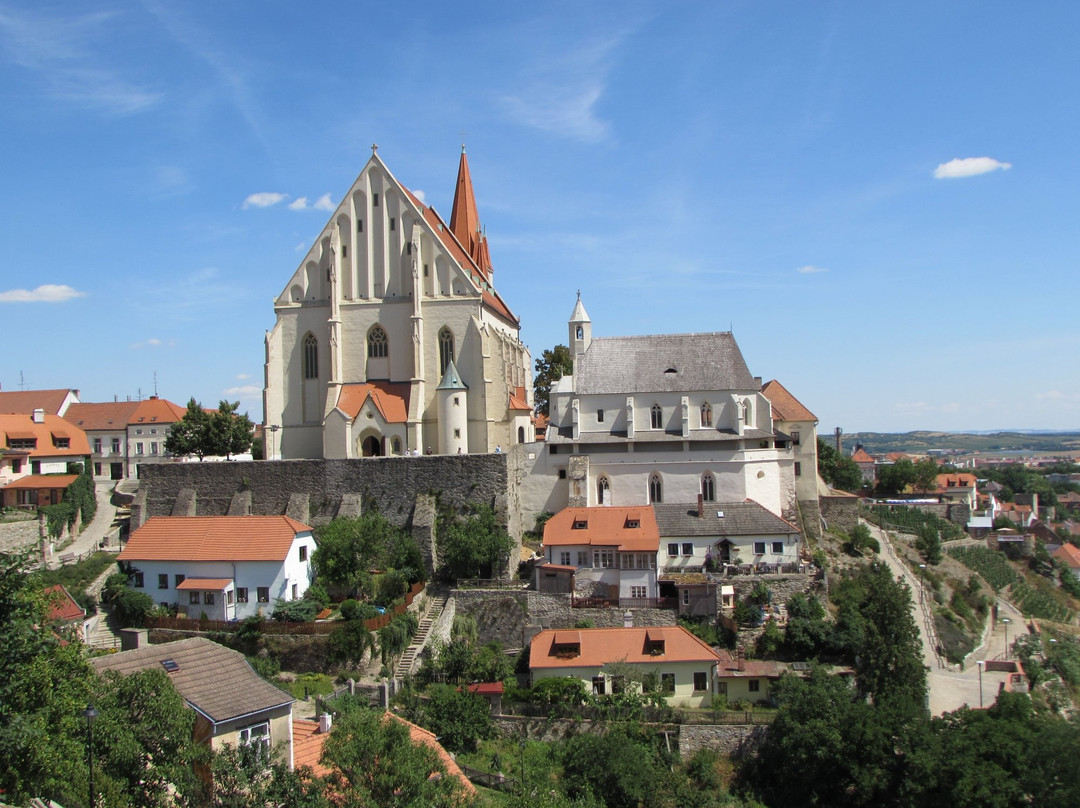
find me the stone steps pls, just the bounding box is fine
[393,595,446,679]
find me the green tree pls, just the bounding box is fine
[164,398,213,460]
[421,684,494,753]
[328,618,377,666]
[560,726,671,808]
[817,439,864,491]
[856,563,927,706]
[875,458,916,496]
[913,458,940,493]
[209,400,255,459]
[313,511,411,596]
[533,344,573,417]
[320,708,466,808]
[916,524,943,565]
[438,503,514,580]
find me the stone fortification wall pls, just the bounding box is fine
[820,495,859,533]
[134,454,517,534]
[678,723,766,758]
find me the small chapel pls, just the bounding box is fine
[263,147,532,459]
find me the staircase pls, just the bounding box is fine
[394,595,447,679]
[86,606,122,650]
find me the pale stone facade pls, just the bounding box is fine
[263,148,531,459]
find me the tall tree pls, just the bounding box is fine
[533,344,573,417]
[210,400,255,459]
[913,458,940,493]
[164,398,212,460]
[856,563,927,706]
[817,438,864,491]
[875,458,916,496]
[438,503,514,580]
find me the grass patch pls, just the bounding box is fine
[935,613,976,665]
[33,552,117,597]
[281,672,338,700]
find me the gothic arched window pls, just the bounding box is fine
[302,333,318,379]
[598,476,611,505]
[702,472,716,502]
[651,403,663,430]
[439,327,455,375]
[700,402,712,428]
[367,325,388,358]
[649,472,663,504]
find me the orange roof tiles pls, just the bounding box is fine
[131,396,187,424]
[761,380,817,422]
[508,386,531,411]
[64,401,141,430]
[0,389,76,415]
[175,578,233,591]
[2,474,78,490]
[530,626,721,670]
[44,584,85,622]
[1054,543,1080,569]
[543,506,660,552]
[937,473,976,490]
[0,414,91,457]
[119,516,312,563]
[336,381,411,423]
[851,448,875,464]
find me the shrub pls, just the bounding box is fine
[113,587,154,627]
[271,597,320,623]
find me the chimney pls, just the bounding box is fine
[32,408,45,424]
[319,712,333,733]
[754,376,761,390]
[737,646,745,672]
[120,627,148,650]
[623,610,633,629]
[697,494,704,518]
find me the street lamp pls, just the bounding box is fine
[976,660,984,708]
[1001,617,1011,659]
[82,704,99,808]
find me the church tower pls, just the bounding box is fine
[436,359,469,455]
[569,292,592,375]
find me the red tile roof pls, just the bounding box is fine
[336,381,411,424]
[0,414,91,457]
[936,473,977,491]
[131,396,187,424]
[119,516,312,562]
[543,506,660,552]
[44,584,85,622]
[851,448,875,464]
[1,474,78,490]
[175,578,233,591]
[760,380,816,422]
[508,386,531,412]
[465,682,504,696]
[0,389,76,415]
[715,649,785,679]
[530,626,721,670]
[65,401,142,431]
[1052,543,1080,569]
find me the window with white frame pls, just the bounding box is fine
[560,551,571,566]
[593,549,615,568]
[682,543,693,556]
[577,551,589,566]
[682,589,690,606]
[238,722,271,760]
[668,543,679,557]
[630,586,647,598]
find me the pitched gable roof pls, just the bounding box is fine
[543,506,660,551]
[851,448,875,464]
[652,500,800,537]
[761,380,817,422]
[1052,542,1080,570]
[0,413,91,457]
[131,396,187,424]
[574,333,757,395]
[44,584,85,623]
[64,401,142,430]
[336,382,410,424]
[91,637,293,724]
[0,388,77,415]
[119,516,312,563]
[530,626,721,670]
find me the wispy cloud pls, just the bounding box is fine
[242,192,287,209]
[152,165,193,197]
[796,265,829,274]
[0,284,86,303]
[236,373,251,381]
[497,33,627,142]
[413,190,426,204]
[288,197,309,210]
[934,157,1012,179]
[313,194,334,211]
[223,384,261,398]
[130,337,175,349]
[0,6,161,115]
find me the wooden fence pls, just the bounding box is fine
[146,580,426,635]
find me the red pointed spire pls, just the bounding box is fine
[449,145,493,278]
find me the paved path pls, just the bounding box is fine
[867,520,1028,714]
[46,480,120,568]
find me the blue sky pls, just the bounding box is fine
[1,1,1077,434]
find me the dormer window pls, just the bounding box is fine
[625,518,640,529]
[572,519,588,529]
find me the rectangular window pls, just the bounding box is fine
[135,442,144,455]
[661,673,675,693]
[682,589,690,606]
[93,438,102,453]
[772,541,784,555]
[133,572,144,588]
[593,550,614,568]
[150,442,159,455]
[226,589,234,605]
[236,587,249,603]
[597,409,604,422]
[291,584,298,599]
[694,672,708,692]
[558,468,567,479]
[373,193,379,207]
[112,438,121,453]
[749,680,760,693]
[357,219,363,232]
[94,462,101,476]
[150,428,157,434]
[136,428,143,435]
[175,574,185,587]
[299,545,308,562]
[577,551,589,567]
[753,541,766,555]
[791,431,801,446]
[630,585,646,598]
[238,722,270,761]
[454,428,461,439]
[257,587,270,603]
[560,551,571,566]
[11,460,21,473]
[189,592,200,605]
[204,592,215,605]
[592,676,606,696]
[682,543,693,556]
[794,462,801,477]
[668,542,679,557]
[158,574,168,589]
[390,217,396,231]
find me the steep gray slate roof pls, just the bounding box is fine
[653,501,800,537]
[91,637,294,725]
[574,333,757,395]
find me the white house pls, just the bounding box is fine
[118,516,316,620]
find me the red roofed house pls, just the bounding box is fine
[761,379,819,505]
[118,516,315,620]
[44,584,88,641]
[541,506,660,600]
[0,388,80,416]
[263,147,532,460]
[64,395,188,480]
[714,648,786,705]
[1052,543,1080,579]
[851,446,877,485]
[0,411,91,510]
[529,625,723,707]
[936,473,978,510]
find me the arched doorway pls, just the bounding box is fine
[362,436,383,457]
[517,426,525,444]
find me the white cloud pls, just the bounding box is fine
[313,194,334,211]
[288,197,309,210]
[412,189,426,204]
[130,337,174,349]
[242,192,287,209]
[236,373,251,380]
[1036,390,1068,401]
[796,265,829,274]
[223,384,261,398]
[0,284,86,303]
[934,157,1012,179]
[294,242,308,253]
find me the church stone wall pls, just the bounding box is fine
[134,454,518,539]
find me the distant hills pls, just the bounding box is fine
[833,431,1080,456]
